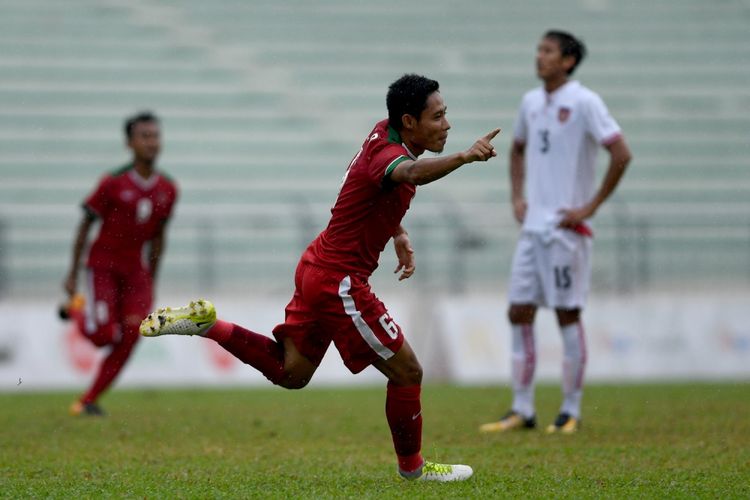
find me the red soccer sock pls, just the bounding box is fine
[81,328,139,404]
[386,382,424,473]
[206,320,285,385]
[205,320,234,343]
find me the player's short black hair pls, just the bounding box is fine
[386,74,440,131]
[544,30,587,75]
[124,111,159,139]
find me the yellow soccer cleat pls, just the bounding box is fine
[479,410,536,433]
[140,299,216,337]
[400,461,474,482]
[546,412,580,434]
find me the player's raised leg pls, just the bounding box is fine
[140,299,319,388]
[74,322,140,416]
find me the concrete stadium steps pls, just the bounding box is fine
[0,0,749,296]
[0,86,284,110]
[0,133,332,156]
[4,125,744,160]
[0,157,348,181]
[0,111,316,134]
[0,62,242,86]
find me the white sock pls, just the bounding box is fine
[510,323,536,418]
[559,322,587,418]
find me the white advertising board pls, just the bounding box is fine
[1,292,748,391]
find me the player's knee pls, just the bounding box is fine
[555,308,581,326]
[278,372,311,390]
[88,323,117,347]
[391,358,423,386]
[407,362,423,386]
[277,358,315,390]
[508,304,535,324]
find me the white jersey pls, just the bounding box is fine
[513,80,621,233]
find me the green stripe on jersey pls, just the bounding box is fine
[387,124,401,144]
[384,155,410,178]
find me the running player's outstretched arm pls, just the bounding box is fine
[390,128,501,186]
[559,136,632,228]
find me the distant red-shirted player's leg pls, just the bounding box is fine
[206,320,286,384]
[80,325,139,405]
[80,269,151,406]
[386,382,424,474]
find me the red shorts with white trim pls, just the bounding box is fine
[77,266,153,346]
[272,261,405,374]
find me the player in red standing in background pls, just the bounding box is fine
[61,111,178,416]
[140,74,499,482]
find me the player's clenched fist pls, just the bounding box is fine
[464,128,501,163]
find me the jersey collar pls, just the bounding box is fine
[387,123,401,144]
[127,165,160,190]
[387,124,418,160]
[545,80,579,103]
[401,143,418,160]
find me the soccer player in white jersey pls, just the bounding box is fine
[480,30,632,434]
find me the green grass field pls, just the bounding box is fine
[1,383,748,498]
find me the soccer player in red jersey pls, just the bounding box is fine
[61,111,178,416]
[141,75,498,481]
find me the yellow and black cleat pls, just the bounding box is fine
[546,412,579,434]
[480,410,536,433]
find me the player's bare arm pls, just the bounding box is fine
[390,128,501,186]
[558,137,632,228]
[63,210,96,296]
[393,225,415,281]
[509,140,527,224]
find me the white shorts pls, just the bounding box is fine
[508,230,592,309]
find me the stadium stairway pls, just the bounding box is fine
[0,0,749,297]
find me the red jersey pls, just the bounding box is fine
[84,164,178,270]
[304,119,416,277]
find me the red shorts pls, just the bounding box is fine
[77,266,153,346]
[272,261,405,374]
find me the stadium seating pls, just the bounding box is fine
[0,0,748,297]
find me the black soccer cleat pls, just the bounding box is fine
[69,401,106,417]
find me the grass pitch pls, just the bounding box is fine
[1,383,748,498]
